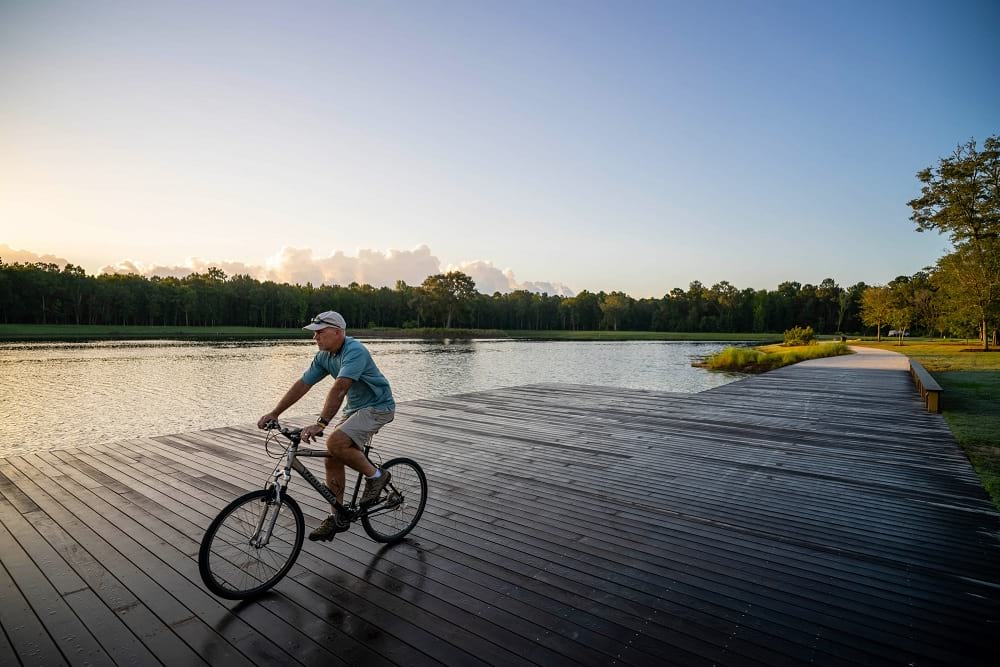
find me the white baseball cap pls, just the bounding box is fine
[303,310,347,331]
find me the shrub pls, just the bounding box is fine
[783,325,815,346]
[703,347,768,371]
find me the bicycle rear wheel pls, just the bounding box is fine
[199,488,304,599]
[362,457,427,543]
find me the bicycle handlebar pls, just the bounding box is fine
[263,419,323,442]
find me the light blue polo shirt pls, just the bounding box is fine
[301,337,395,416]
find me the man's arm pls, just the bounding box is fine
[319,377,353,422]
[299,377,353,442]
[257,379,312,428]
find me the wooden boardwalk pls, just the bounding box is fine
[1,348,997,666]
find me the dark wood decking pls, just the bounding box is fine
[1,352,998,666]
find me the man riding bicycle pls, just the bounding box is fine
[257,310,395,541]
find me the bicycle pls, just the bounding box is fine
[198,420,427,600]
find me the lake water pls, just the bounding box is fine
[0,339,744,456]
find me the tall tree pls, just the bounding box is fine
[836,290,852,335]
[860,286,892,341]
[909,135,1000,243]
[908,135,1000,348]
[599,292,631,331]
[421,271,477,328]
[572,291,602,330]
[935,238,1000,350]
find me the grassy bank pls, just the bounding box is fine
[0,324,515,341]
[0,324,302,341]
[506,330,780,342]
[856,341,1000,510]
[0,324,780,343]
[698,342,852,373]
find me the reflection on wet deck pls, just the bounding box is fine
[1,374,997,665]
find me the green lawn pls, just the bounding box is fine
[0,324,779,343]
[856,341,1000,510]
[935,372,1000,509]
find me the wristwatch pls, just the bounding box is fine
[317,416,330,426]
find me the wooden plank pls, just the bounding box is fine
[0,611,21,667]
[16,470,210,667]
[61,588,161,667]
[0,468,39,514]
[0,557,66,667]
[0,455,249,665]
[910,359,943,391]
[2,457,257,667]
[0,499,114,667]
[35,452,347,667]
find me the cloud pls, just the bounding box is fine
[275,244,442,287]
[0,244,72,267]
[100,258,265,280]
[518,280,576,297]
[90,244,576,296]
[449,259,575,296]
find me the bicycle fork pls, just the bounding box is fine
[250,468,290,548]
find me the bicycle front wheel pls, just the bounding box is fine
[362,457,427,543]
[199,488,304,599]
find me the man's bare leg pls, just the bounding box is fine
[324,430,376,512]
[324,458,346,508]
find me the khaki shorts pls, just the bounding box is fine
[334,406,395,449]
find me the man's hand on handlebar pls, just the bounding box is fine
[300,423,325,443]
[257,413,279,429]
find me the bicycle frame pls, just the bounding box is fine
[252,427,387,548]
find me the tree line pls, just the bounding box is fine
[1,260,878,334]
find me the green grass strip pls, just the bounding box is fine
[505,330,780,341]
[936,371,1000,510]
[698,342,851,373]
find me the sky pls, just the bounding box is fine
[1,1,997,298]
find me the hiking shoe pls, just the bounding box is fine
[360,470,391,506]
[308,511,351,541]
